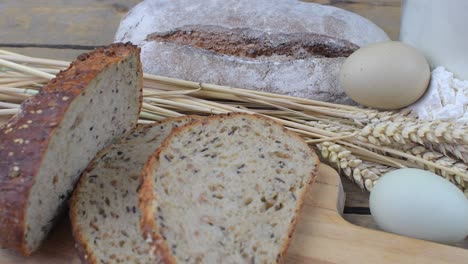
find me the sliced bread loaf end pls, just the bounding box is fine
[140,113,319,264]
[0,43,142,255]
[70,116,200,264]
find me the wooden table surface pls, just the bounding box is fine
[1,0,466,253]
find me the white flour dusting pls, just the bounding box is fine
[407,67,468,124]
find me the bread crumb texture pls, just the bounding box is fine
[143,113,318,264]
[71,116,198,264]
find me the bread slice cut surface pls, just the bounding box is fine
[140,113,319,264]
[0,43,142,255]
[70,116,199,264]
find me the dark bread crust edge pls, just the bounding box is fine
[69,145,111,264]
[0,43,142,256]
[278,147,318,264]
[139,112,319,263]
[139,153,178,263]
[70,116,201,264]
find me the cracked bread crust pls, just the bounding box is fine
[0,43,142,255]
[139,113,319,263]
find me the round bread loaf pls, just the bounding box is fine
[115,0,389,104]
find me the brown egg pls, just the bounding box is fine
[340,41,430,110]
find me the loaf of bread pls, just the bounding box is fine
[140,113,319,263]
[70,116,199,264]
[115,0,389,104]
[0,43,142,255]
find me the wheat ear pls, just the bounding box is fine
[317,142,395,191]
[404,146,467,189]
[307,120,468,183]
[359,119,467,146]
[425,143,468,163]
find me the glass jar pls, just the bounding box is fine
[400,0,468,80]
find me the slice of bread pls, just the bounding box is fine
[70,116,199,264]
[140,113,319,263]
[0,43,142,255]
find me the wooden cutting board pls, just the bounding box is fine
[1,164,467,263]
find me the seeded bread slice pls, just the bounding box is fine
[0,43,142,255]
[70,116,200,264]
[140,113,319,264]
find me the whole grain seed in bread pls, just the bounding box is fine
[140,113,319,263]
[70,116,199,264]
[0,43,142,255]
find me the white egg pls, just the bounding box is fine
[370,168,468,244]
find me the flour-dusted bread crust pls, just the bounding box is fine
[140,113,319,263]
[116,0,389,104]
[116,0,388,48]
[70,116,199,264]
[0,43,142,255]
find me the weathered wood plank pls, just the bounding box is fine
[1,47,89,61]
[330,2,401,40]
[341,175,371,207]
[0,0,141,46]
[305,0,401,40]
[343,214,380,230]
